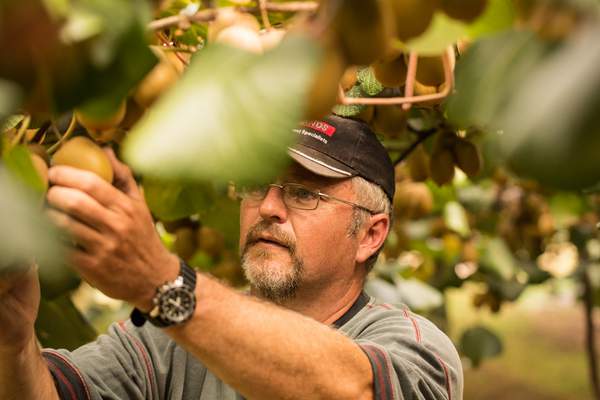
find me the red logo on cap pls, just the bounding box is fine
[302,121,336,137]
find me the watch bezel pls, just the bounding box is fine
[156,283,196,325]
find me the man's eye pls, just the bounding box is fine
[290,187,316,200]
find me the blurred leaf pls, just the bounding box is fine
[0,168,63,270]
[123,35,321,184]
[358,67,384,96]
[199,195,241,250]
[2,145,46,194]
[364,277,402,304]
[444,201,471,237]
[405,12,467,56]
[0,114,25,132]
[459,325,503,367]
[496,26,600,190]
[36,294,97,350]
[394,277,444,312]
[143,177,216,221]
[456,183,496,213]
[467,0,516,39]
[479,236,517,281]
[0,80,22,120]
[549,192,586,228]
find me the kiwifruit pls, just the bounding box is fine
[406,144,430,182]
[340,66,359,91]
[174,227,197,261]
[216,25,263,54]
[88,127,126,144]
[134,60,180,108]
[429,147,455,186]
[356,106,375,123]
[392,0,437,41]
[27,143,50,164]
[373,55,407,87]
[119,98,145,130]
[197,226,225,258]
[413,81,444,107]
[371,105,408,138]
[75,100,126,133]
[332,0,395,65]
[415,56,446,87]
[439,0,489,22]
[52,137,114,183]
[452,138,482,177]
[393,181,433,219]
[304,48,347,120]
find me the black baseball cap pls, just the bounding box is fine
[288,115,395,202]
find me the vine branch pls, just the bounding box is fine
[392,128,437,166]
[148,2,318,31]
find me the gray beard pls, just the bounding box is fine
[241,245,304,304]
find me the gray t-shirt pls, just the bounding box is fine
[43,292,463,399]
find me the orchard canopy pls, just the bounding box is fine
[2,0,600,367]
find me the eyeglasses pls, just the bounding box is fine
[236,182,379,214]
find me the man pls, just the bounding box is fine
[0,115,463,399]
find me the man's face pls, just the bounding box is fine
[239,165,361,303]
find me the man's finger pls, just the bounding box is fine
[46,185,116,231]
[46,209,104,251]
[48,165,130,209]
[104,148,142,200]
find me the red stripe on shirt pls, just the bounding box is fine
[118,321,156,398]
[402,307,422,344]
[46,358,78,400]
[435,354,452,400]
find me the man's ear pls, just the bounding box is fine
[355,214,390,264]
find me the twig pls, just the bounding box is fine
[402,52,418,111]
[48,114,77,155]
[583,266,600,400]
[148,2,318,31]
[259,0,272,30]
[392,128,437,166]
[9,115,31,148]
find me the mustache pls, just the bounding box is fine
[243,220,296,253]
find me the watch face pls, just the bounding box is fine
[158,286,196,324]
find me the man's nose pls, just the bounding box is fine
[258,186,288,223]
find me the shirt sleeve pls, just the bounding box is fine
[42,320,162,400]
[352,304,463,400]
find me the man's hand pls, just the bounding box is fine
[46,148,179,311]
[0,266,39,354]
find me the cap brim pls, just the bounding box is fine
[287,144,356,178]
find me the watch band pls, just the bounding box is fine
[131,259,197,328]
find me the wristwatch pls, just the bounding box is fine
[131,259,197,328]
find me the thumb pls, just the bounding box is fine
[104,147,142,200]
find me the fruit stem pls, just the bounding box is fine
[9,115,31,148]
[258,0,272,30]
[47,113,77,155]
[402,52,418,111]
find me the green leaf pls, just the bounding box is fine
[549,192,586,228]
[404,12,468,56]
[0,168,63,270]
[143,177,216,221]
[3,145,46,194]
[199,194,241,250]
[394,277,443,312]
[358,67,384,96]
[479,236,517,281]
[36,294,97,350]
[0,80,22,121]
[459,325,503,367]
[467,0,516,39]
[333,85,366,117]
[0,114,25,133]
[123,34,321,184]
[443,201,471,237]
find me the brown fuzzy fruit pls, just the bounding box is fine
[393,182,433,219]
[430,147,455,186]
[392,0,437,41]
[407,144,430,182]
[75,100,126,133]
[371,105,408,138]
[373,55,407,87]
[340,66,359,91]
[52,137,114,183]
[332,0,395,65]
[174,227,197,261]
[452,138,482,177]
[197,226,225,258]
[356,106,375,123]
[134,60,179,108]
[304,49,347,120]
[439,0,489,22]
[415,56,446,86]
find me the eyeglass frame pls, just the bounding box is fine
[235,182,380,215]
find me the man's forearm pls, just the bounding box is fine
[0,335,59,400]
[165,274,373,400]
